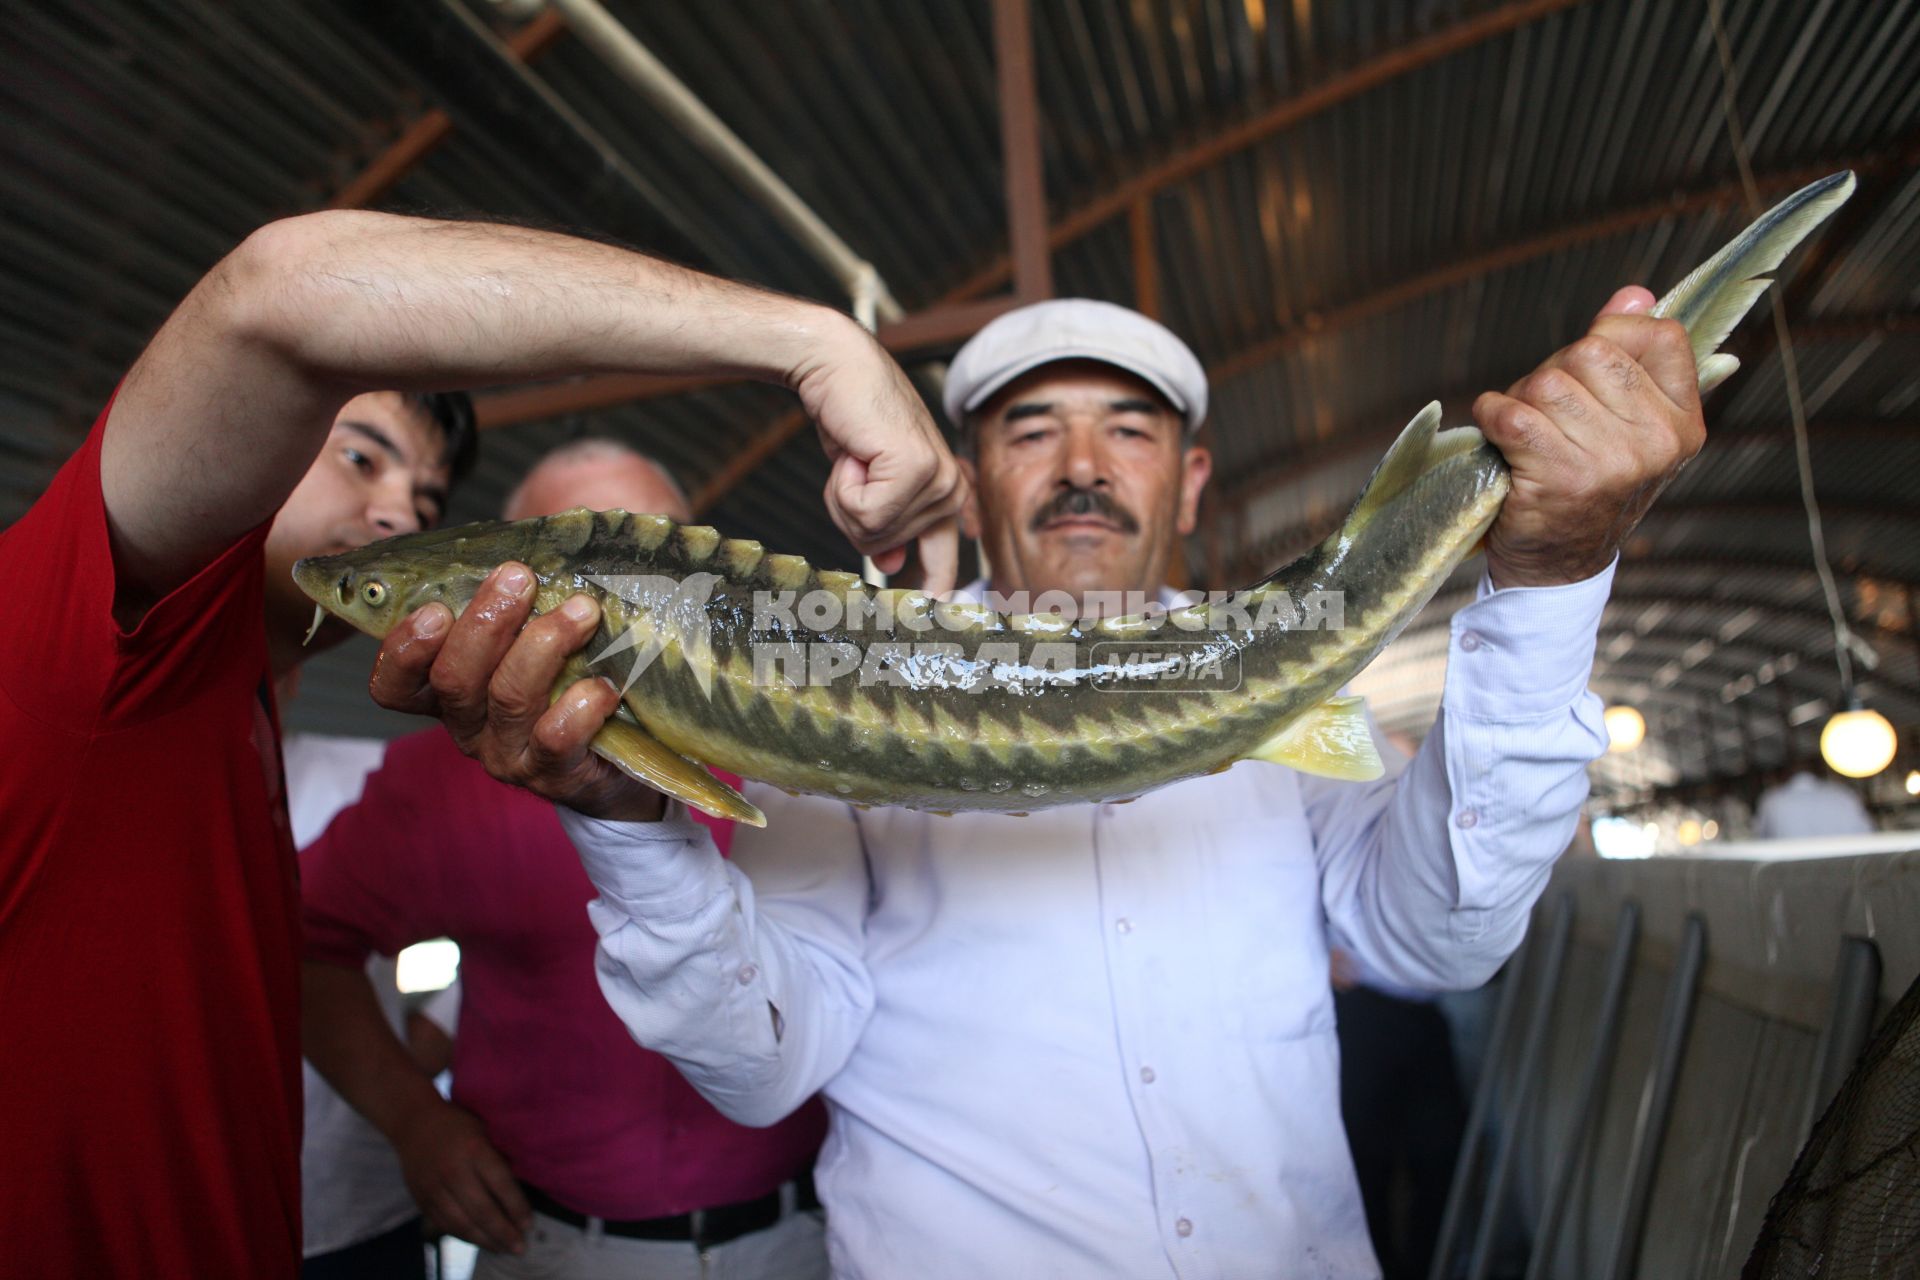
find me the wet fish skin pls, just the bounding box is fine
[294,172,1853,821]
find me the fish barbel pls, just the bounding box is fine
[295,173,1853,827]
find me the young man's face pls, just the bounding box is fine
[263,391,454,655]
[962,360,1210,610]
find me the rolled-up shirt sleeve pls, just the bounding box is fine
[1309,558,1615,990]
[564,785,874,1127]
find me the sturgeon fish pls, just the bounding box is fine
[295,172,1854,827]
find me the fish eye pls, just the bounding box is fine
[361,581,388,607]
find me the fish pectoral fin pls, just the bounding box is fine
[546,655,766,827]
[588,718,767,828]
[1245,695,1384,781]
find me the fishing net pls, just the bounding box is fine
[1743,968,1920,1278]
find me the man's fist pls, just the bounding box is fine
[368,564,667,823]
[1472,287,1707,589]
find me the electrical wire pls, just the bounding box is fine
[1706,0,1859,699]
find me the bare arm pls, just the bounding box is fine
[103,211,965,614]
[406,1009,455,1077]
[302,960,530,1254]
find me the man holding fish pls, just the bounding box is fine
[357,173,1855,1275]
[0,212,965,1276]
[361,281,1702,1276]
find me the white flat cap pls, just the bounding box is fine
[943,298,1209,435]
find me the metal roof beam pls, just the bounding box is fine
[993,0,1050,303]
[1225,489,1920,584]
[1205,138,1918,390]
[551,0,904,323]
[1207,162,1914,386]
[1585,652,1919,717]
[328,9,566,211]
[939,0,1594,303]
[470,0,1051,432]
[662,0,1580,514]
[1391,584,1915,649]
[346,0,728,272]
[1219,401,1919,572]
[1219,413,1916,523]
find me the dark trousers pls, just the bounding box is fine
[301,1216,429,1280]
[1336,986,1468,1280]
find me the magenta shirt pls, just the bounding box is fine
[300,727,826,1219]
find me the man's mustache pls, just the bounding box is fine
[1030,487,1139,534]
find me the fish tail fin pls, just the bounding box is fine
[1652,171,1855,391]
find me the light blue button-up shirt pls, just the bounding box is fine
[563,563,1614,1279]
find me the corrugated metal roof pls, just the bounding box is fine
[3,0,1915,802]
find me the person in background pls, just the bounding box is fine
[302,439,829,1280]
[0,208,963,1276]
[284,721,464,1279]
[362,286,1709,1277]
[1331,945,1469,1280]
[1753,767,1875,839]
[1325,729,1469,1280]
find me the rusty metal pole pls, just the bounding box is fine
[993,0,1052,302]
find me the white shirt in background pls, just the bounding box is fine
[284,734,442,1260]
[1753,771,1874,840]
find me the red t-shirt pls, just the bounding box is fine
[0,406,302,1277]
[301,727,828,1219]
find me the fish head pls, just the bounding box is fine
[292,518,532,640]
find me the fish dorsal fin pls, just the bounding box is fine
[931,600,1002,631]
[675,525,721,564]
[1010,612,1073,635]
[719,538,764,578]
[622,512,676,552]
[1343,402,1443,538]
[1097,611,1161,636]
[761,554,812,591]
[1245,695,1383,781]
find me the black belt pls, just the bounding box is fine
[519,1172,819,1250]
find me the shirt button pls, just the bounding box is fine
[1456,808,1479,829]
[737,964,759,985]
[1175,1218,1193,1238]
[1139,1066,1156,1084]
[1115,918,1134,934]
[1459,631,1482,652]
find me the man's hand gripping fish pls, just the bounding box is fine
[295,173,1854,828]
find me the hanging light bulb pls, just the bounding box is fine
[1820,703,1897,779]
[1604,705,1646,754]
[1905,770,1920,797]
